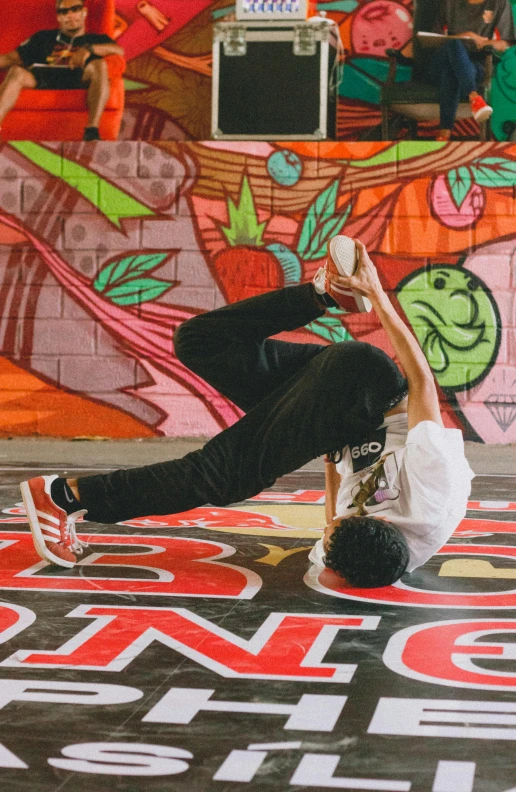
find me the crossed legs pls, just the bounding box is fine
[428,39,484,136]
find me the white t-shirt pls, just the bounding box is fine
[309,415,475,574]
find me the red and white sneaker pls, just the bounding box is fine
[20,475,87,568]
[324,235,372,313]
[470,95,493,124]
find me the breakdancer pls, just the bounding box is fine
[20,238,474,587]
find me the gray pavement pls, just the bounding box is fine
[0,437,514,475]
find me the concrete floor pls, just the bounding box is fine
[0,437,514,474]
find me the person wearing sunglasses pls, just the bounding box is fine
[19,238,474,588]
[0,0,124,141]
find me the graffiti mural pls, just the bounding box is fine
[0,139,515,442]
[112,0,516,141]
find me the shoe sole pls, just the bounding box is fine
[20,481,75,569]
[328,236,372,313]
[473,106,493,124]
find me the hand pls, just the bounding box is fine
[328,239,386,303]
[459,31,490,49]
[69,47,90,69]
[491,39,510,53]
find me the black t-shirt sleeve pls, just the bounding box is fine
[17,30,57,67]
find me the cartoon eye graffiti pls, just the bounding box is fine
[433,277,446,290]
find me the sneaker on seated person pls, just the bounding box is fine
[470,94,493,123]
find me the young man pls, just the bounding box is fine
[0,0,124,141]
[427,0,515,141]
[20,239,474,587]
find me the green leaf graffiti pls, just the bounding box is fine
[222,176,266,247]
[93,252,175,306]
[99,278,173,306]
[94,253,169,291]
[470,157,516,187]
[447,166,472,209]
[297,180,352,261]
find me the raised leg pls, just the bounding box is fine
[173,283,327,412]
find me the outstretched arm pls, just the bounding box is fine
[330,240,443,430]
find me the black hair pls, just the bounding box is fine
[324,515,409,588]
[56,0,85,8]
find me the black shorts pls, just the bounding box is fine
[32,67,85,90]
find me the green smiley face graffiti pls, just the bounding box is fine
[396,265,501,390]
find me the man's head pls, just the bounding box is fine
[56,0,87,36]
[323,515,409,588]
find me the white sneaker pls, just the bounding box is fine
[326,236,372,313]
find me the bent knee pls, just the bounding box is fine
[318,340,370,365]
[7,65,33,83]
[173,317,205,365]
[83,57,108,79]
[443,38,468,54]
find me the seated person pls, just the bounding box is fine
[427,0,515,141]
[0,0,124,141]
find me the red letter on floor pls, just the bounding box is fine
[2,606,379,681]
[0,532,260,599]
[383,619,516,691]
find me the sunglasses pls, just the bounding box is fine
[57,4,84,15]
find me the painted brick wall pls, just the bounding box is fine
[0,139,514,443]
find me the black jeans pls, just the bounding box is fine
[78,284,407,523]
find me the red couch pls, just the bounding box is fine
[0,0,125,140]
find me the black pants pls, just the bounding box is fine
[78,284,407,523]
